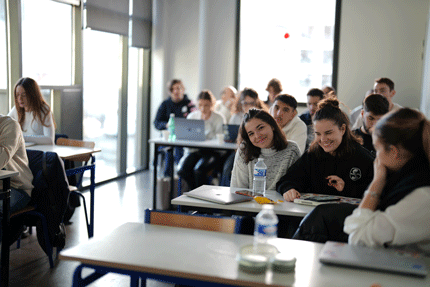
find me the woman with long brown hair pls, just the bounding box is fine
[277,97,374,201]
[8,77,55,145]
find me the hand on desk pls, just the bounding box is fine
[283,189,301,202]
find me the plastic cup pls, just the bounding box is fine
[217,133,224,144]
[162,130,169,141]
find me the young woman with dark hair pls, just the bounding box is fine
[229,88,268,125]
[343,108,430,252]
[277,97,375,201]
[8,77,56,145]
[230,108,300,191]
[177,90,225,190]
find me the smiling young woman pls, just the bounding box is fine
[230,108,301,191]
[276,97,375,202]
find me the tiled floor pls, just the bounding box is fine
[8,170,173,287]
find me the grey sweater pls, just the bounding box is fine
[231,141,301,191]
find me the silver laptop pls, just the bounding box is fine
[175,118,206,141]
[319,241,428,277]
[186,188,253,205]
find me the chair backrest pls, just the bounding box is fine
[144,209,242,234]
[56,138,95,162]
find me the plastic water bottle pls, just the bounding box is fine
[254,204,278,247]
[253,158,267,196]
[167,113,176,141]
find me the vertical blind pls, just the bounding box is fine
[131,0,152,48]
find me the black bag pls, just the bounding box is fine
[27,150,70,252]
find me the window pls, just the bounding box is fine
[83,29,122,181]
[21,0,72,85]
[239,0,337,103]
[0,0,6,89]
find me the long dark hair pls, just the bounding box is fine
[238,108,288,163]
[14,77,55,129]
[374,108,430,162]
[232,88,268,114]
[309,97,359,157]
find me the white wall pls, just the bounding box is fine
[337,0,429,111]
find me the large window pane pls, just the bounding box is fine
[127,47,142,172]
[21,0,72,85]
[83,29,121,182]
[239,0,336,103]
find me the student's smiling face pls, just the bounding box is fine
[272,100,296,128]
[314,119,345,155]
[245,118,275,149]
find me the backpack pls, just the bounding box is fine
[26,150,70,253]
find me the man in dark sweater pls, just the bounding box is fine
[352,93,389,155]
[154,79,196,177]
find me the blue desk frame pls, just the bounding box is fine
[65,155,96,238]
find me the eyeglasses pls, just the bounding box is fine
[241,100,256,106]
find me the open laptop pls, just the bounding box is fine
[223,124,240,143]
[319,241,428,277]
[175,118,206,141]
[186,187,253,205]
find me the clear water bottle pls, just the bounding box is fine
[167,113,176,141]
[253,158,267,196]
[254,204,278,247]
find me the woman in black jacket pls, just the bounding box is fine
[276,97,374,201]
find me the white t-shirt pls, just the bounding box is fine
[214,100,232,123]
[281,115,307,154]
[229,112,245,125]
[8,106,55,145]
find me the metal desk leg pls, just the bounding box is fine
[1,178,11,287]
[152,144,159,209]
[89,159,95,238]
[168,147,174,210]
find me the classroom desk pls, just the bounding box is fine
[171,185,315,217]
[28,144,101,238]
[59,222,430,287]
[0,170,19,287]
[148,138,237,209]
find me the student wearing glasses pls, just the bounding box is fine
[229,88,268,125]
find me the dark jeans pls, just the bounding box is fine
[0,188,32,241]
[160,146,184,177]
[177,150,221,190]
[292,203,357,243]
[219,152,235,187]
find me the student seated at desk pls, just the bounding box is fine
[293,109,430,254]
[344,108,430,253]
[177,90,225,190]
[8,77,55,145]
[0,114,34,238]
[277,97,374,201]
[231,108,300,191]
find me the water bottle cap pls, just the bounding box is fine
[170,113,175,117]
[262,204,274,210]
[258,157,263,161]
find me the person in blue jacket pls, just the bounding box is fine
[154,79,196,177]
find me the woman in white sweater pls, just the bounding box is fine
[177,90,226,190]
[344,108,430,254]
[231,108,301,191]
[8,77,55,145]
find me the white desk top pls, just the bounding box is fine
[59,222,429,287]
[149,137,237,150]
[0,170,19,180]
[28,144,101,160]
[171,185,314,217]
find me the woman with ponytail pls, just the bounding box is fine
[344,108,430,253]
[277,97,375,201]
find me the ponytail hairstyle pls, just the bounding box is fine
[14,77,55,129]
[309,96,360,157]
[238,108,288,164]
[374,108,430,164]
